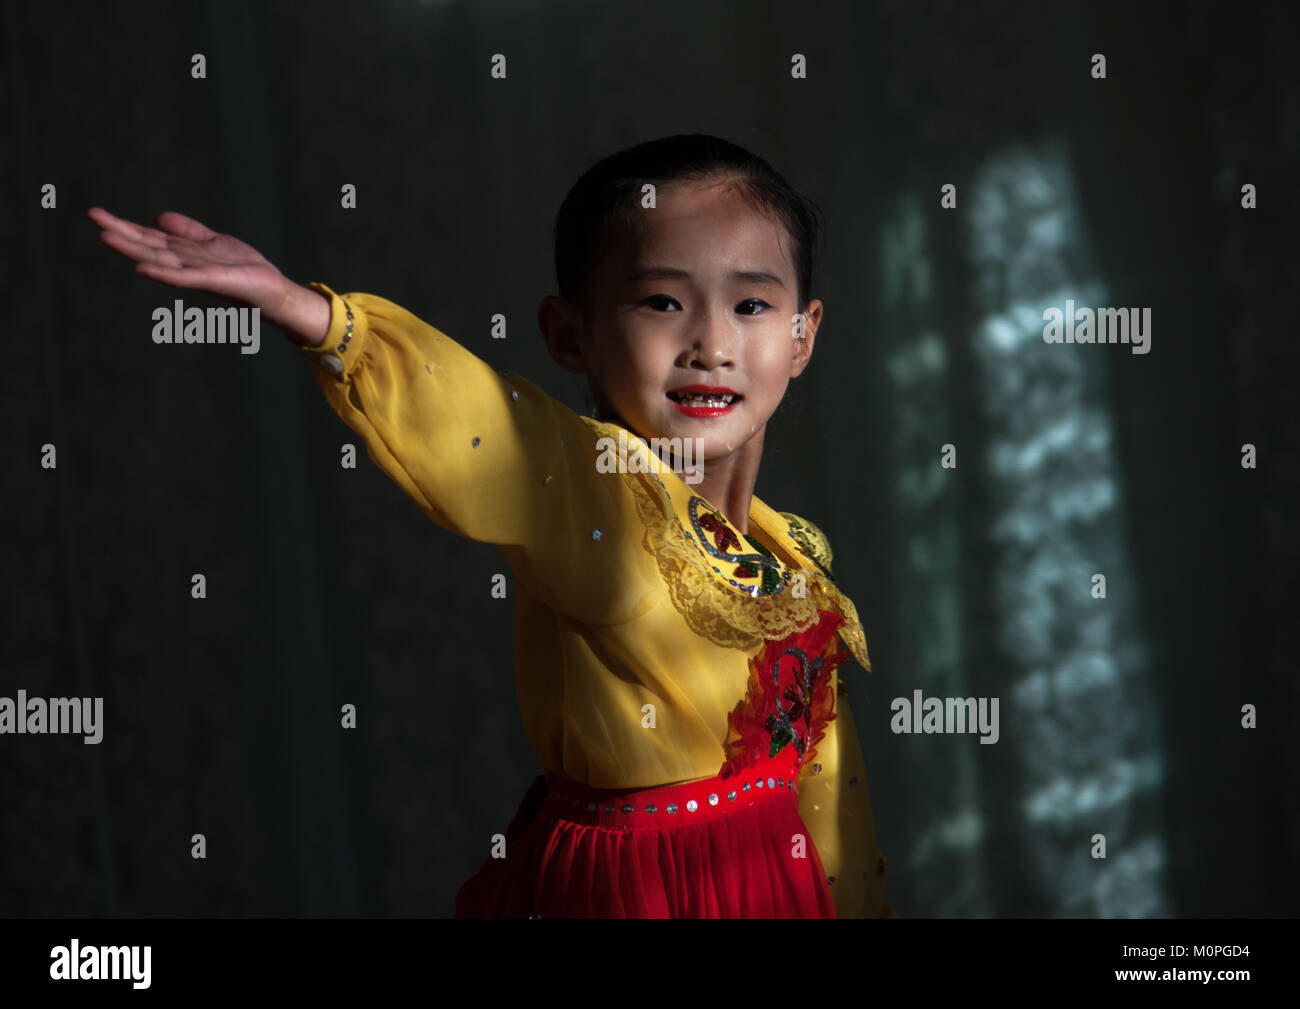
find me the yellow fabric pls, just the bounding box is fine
[297,282,896,917]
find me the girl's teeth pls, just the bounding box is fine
[677,394,734,407]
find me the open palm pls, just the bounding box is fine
[86,207,288,313]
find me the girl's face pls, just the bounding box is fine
[559,178,821,463]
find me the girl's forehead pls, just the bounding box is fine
[612,188,793,268]
[618,183,790,249]
[657,177,767,220]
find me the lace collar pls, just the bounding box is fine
[583,417,870,670]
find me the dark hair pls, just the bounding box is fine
[553,134,824,314]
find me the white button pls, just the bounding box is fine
[318,353,344,376]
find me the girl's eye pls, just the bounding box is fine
[639,295,771,314]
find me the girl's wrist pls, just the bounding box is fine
[272,280,332,347]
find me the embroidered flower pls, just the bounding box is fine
[698,511,741,553]
[719,610,851,779]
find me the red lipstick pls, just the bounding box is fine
[666,385,742,418]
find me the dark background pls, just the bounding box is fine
[3,0,1296,917]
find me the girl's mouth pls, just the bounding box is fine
[666,387,742,417]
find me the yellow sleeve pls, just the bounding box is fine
[294,283,635,616]
[797,679,898,918]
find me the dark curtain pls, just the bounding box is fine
[3,0,1295,917]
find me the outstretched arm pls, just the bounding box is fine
[88,206,642,622]
[86,206,330,346]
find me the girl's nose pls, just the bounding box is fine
[687,344,732,371]
[683,308,735,370]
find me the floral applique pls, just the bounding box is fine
[741,534,782,595]
[685,496,790,598]
[698,510,741,553]
[719,609,851,779]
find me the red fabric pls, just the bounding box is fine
[454,745,836,918]
[719,610,850,781]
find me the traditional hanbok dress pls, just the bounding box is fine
[298,282,897,918]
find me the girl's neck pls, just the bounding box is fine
[684,426,767,535]
[603,410,767,534]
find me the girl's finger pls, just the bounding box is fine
[87,207,169,250]
[155,211,217,242]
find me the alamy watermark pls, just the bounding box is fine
[1,691,103,743]
[50,940,150,989]
[596,428,704,484]
[891,689,999,744]
[152,298,260,355]
[1043,299,1150,355]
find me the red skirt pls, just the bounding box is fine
[454,747,837,918]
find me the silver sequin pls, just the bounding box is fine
[686,799,698,812]
[727,790,736,801]
[708,793,719,806]
[592,529,602,540]
[667,803,678,814]
[645,804,657,814]
[621,804,634,814]
[472,437,481,448]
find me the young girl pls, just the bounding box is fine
[87,133,897,919]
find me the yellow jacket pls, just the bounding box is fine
[297,282,897,918]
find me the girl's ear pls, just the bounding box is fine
[790,298,822,378]
[538,295,588,375]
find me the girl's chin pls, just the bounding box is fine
[653,418,739,446]
[616,404,757,452]
[652,420,758,463]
